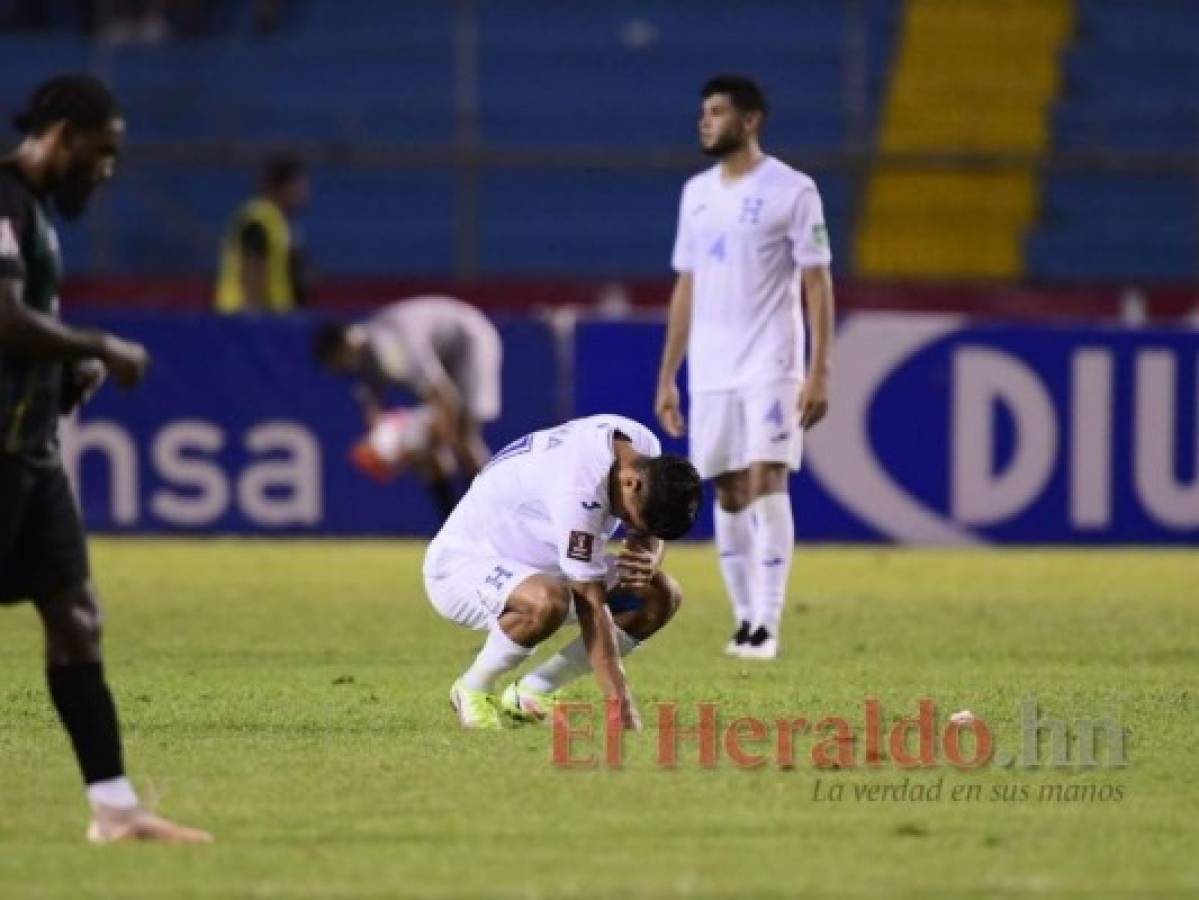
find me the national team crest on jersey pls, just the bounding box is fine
[566,530,595,562]
[739,197,765,225]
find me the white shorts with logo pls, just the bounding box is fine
[424,540,620,632]
[689,379,803,480]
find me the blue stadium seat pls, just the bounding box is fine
[0,2,895,277]
[478,168,851,276]
[1033,0,1199,280]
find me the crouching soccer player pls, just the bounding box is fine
[423,415,702,729]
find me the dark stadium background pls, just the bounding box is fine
[3,0,1196,542]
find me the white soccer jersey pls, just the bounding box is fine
[426,415,661,583]
[365,296,501,407]
[671,156,831,393]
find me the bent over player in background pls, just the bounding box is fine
[423,415,702,729]
[313,295,502,516]
[0,75,210,843]
[656,75,835,660]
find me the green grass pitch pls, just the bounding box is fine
[1,540,1196,898]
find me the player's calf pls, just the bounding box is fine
[507,572,683,725]
[35,581,213,842]
[453,575,572,727]
[613,571,682,642]
[498,576,572,647]
[37,581,103,666]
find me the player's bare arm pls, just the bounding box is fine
[351,381,384,424]
[572,578,642,730]
[425,379,464,438]
[0,279,148,387]
[426,379,488,476]
[655,272,693,438]
[799,264,834,430]
[616,532,664,590]
[60,358,106,414]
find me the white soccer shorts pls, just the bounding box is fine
[424,544,541,631]
[424,543,622,631]
[688,379,804,480]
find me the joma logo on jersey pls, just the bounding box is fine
[567,530,595,562]
[739,197,765,225]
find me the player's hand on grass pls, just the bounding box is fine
[618,690,643,732]
[655,382,685,438]
[798,373,829,430]
[99,334,150,388]
[59,358,107,413]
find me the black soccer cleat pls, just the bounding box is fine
[740,625,779,660]
[723,620,752,656]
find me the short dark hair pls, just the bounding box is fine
[263,153,306,191]
[312,321,350,366]
[638,454,703,541]
[701,74,769,118]
[13,73,121,136]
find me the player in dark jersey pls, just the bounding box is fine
[0,75,210,844]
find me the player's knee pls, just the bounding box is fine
[525,579,571,631]
[749,462,788,497]
[39,581,103,664]
[715,474,751,512]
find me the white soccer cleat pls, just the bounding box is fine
[500,680,558,724]
[450,679,502,729]
[87,805,213,845]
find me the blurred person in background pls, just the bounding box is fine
[214,152,309,313]
[655,74,836,661]
[313,296,503,512]
[0,73,210,844]
[348,403,462,520]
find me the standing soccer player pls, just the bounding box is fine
[0,75,210,843]
[655,75,835,660]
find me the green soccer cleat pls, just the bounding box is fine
[500,680,559,724]
[450,679,502,729]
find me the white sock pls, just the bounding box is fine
[750,492,794,635]
[87,776,139,811]
[521,626,640,694]
[461,623,534,692]
[714,503,754,627]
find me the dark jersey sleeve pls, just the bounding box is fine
[0,174,30,282]
[238,220,269,259]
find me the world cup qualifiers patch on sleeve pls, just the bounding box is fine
[567,530,595,562]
